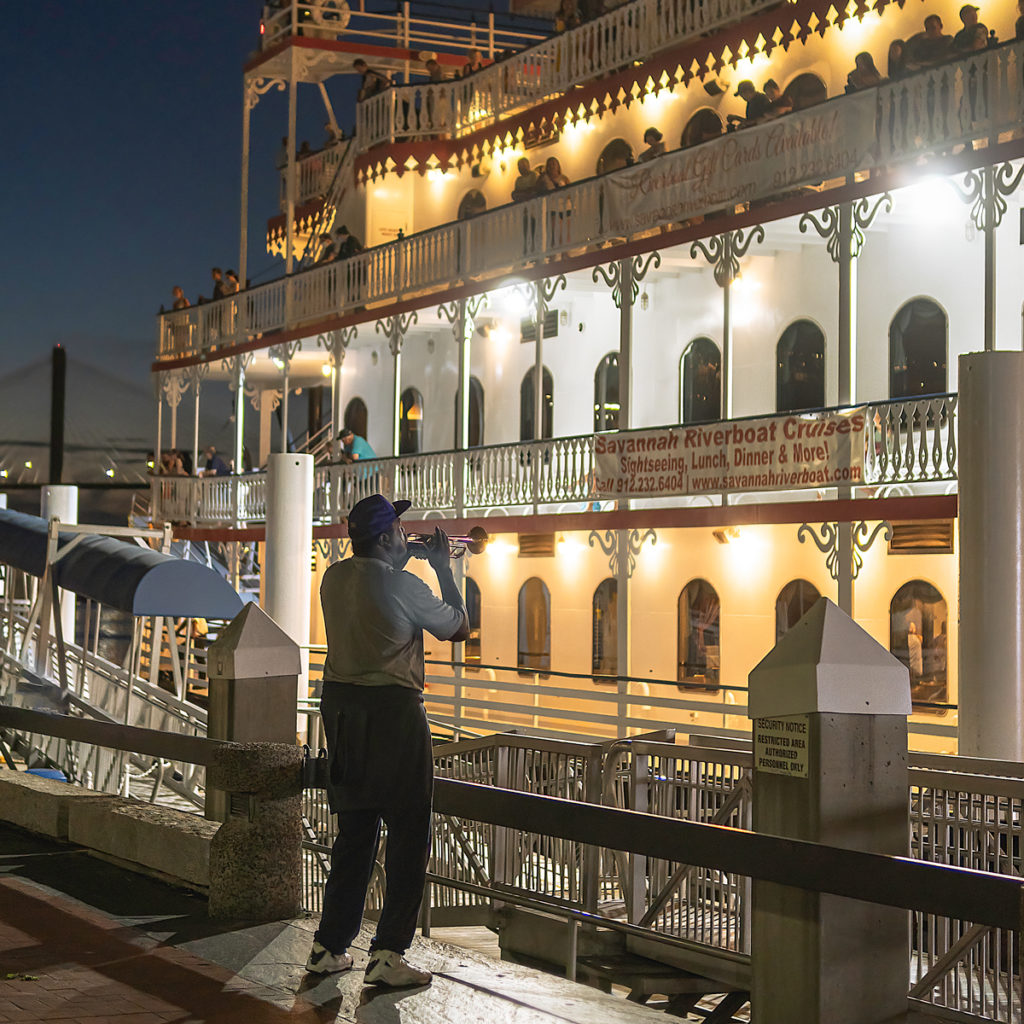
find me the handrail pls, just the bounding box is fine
[158,40,1024,364]
[0,705,231,766]
[354,0,780,148]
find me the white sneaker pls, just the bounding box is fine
[364,949,432,987]
[305,941,354,974]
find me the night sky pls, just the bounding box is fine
[2,1,360,385]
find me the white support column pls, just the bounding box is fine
[264,453,314,729]
[533,286,545,442]
[41,485,78,647]
[392,332,402,457]
[239,83,253,292]
[191,377,202,480]
[958,351,1024,759]
[285,49,298,278]
[155,384,163,471]
[280,364,291,454]
[232,359,248,475]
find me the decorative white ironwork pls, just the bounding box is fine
[588,528,656,578]
[160,372,189,410]
[592,252,661,308]
[690,227,764,288]
[375,310,419,356]
[797,520,892,581]
[947,162,1024,231]
[799,193,893,262]
[316,325,357,368]
[245,77,285,111]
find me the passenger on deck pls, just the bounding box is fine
[764,79,793,117]
[846,52,883,91]
[905,15,953,70]
[887,39,908,79]
[210,267,225,301]
[424,57,443,83]
[1017,0,1024,40]
[353,59,392,101]
[317,233,337,263]
[203,446,231,477]
[275,136,288,169]
[728,81,771,128]
[171,286,190,310]
[541,156,570,189]
[952,4,989,52]
[512,157,542,201]
[638,127,666,162]
[221,270,240,295]
[461,49,485,77]
[334,225,364,260]
[556,0,580,31]
[338,427,375,462]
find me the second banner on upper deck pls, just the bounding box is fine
[602,92,876,235]
[593,409,868,499]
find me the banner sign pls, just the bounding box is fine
[603,93,876,235]
[593,409,867,499]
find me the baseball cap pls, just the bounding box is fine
[735,79,754,96]
[347,495,411,542]
[960,3,979,12]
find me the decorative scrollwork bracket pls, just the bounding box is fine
[438,293,488,342]
[592,251,661,308]
[798,520,892,582]
[375,310,419,357]
[946,163,1024,232]
[317,326,357,369]
[690,227,764,288]
[588,528,657,578]
[245,76,286,111]
[799,193,892,262]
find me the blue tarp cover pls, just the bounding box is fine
[0,509,243,618]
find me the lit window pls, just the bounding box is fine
[678,579,720,690]
[890,580,948,707]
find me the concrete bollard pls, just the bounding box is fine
[206,742,304,920]
[204,602,301,821]
[748,598,911,1024]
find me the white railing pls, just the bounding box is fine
[281,140,350,209]
[149,396,959,526]
[356,0,775,148]
[159,42,1024,363]
[260,1,546,58]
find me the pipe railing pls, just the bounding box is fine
[151,395,958,526]
[158,41,1024,363]
[355,0,778,148]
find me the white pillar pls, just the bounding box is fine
[264,454,313,725]
[239,85,252,292]
[41,485,78,646]
[958,351,1024,758]
[0,495,6,509]
[285,50,298,277]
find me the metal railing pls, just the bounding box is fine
[260,0,547,58]
[157,41,1024,362]
[151,395,958,525]
[280,139,350,209]
[355,0,776,148]
[296,727,1023,1021]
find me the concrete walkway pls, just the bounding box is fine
[0,824,665,1024]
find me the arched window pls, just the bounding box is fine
[775,580,821,641]
[518,577,551,672]
[596,138,633,175]
[680,337,721,424]
[465,577,482,666]
[454,375,485,447]
[889,299,947,398]
[777,319,825,412]
[520,366,554,440]
[592,578,617,680]
[457,189,487,220]
[890,581,948,705]
[783,72,827,111]
[343,396,367,440]
[594,353,619,432]
[678,579,720,690]
[399,387,423,454]
[681,108,723,149]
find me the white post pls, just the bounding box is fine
[0,495,6,509]
[264,454,314,732]
[41,485,78,647]
[392,329,403,457]
[239,82,252,292]
[233,362,247,474]
[192,379,202,481]
[958,351,1024,758]
[155,387,163,472]
[285,49,298,278]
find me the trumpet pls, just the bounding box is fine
[406,525,488,559]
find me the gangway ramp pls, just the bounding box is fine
[0,822,670,1024]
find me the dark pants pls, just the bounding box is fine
[314,682,433,956]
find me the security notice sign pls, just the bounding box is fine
[592,409,866,500]
[754,716,810,778]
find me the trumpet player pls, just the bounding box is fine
[306,494,468,987]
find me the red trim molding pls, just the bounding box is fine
[172,493,957,543]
